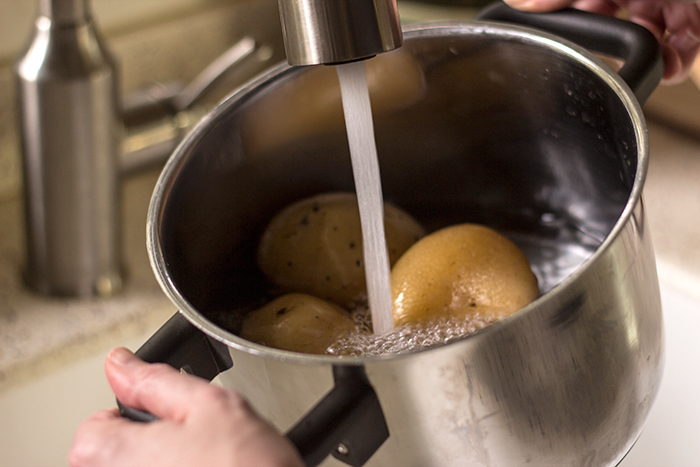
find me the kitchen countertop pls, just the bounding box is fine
[0,169,175,393]
[644,121,700,295]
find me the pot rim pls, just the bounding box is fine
[146,21,649,365]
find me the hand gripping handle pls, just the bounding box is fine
[476,1,663,104]
[118,312,389,466]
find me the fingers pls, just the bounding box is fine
[571,0,620,15]
[504,0,577,10]
[104,347,209,422]
[623,1,700,83]
[660,3,700,83]
[69,409,147,467]
[504,0,700,83]
[72,348,305,467]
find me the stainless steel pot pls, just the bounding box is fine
[130,4,665,466]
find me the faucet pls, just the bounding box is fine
[277,0,402,66]
[15,0,401,298]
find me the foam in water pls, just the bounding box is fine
[336,61,394,335]
[327,307,499,356]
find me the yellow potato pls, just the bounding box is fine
[240,293,355,354]
[257,192,425,307]
[391,224,539,327]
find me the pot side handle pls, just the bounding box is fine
[118,312,389,467]
[476,1,663,105]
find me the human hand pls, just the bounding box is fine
[503,0,700,84]
[69,347,304,467]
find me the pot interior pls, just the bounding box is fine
[154,24,643,337]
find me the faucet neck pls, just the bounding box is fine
[39,0,91,25]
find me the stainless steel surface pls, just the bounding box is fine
[16,0,123,296]
[277,0,402,65]
[147,22,663,466]
[39,0,88,25]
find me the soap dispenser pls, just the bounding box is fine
[16,0,123,297]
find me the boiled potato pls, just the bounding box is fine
[257,192,425,307]
[240,293,355,354]
[391,224,539,327]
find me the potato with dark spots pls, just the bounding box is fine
[257,192,425,307]
[391,224,539,327]
[240,293,355,354]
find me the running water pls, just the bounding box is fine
[336,61,394,335]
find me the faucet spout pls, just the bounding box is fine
[278,0,402,66]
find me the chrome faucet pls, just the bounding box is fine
[15,0,401,298]
[277,0,402,66]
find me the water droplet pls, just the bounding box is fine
[541,212,557,223]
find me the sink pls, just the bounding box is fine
[619,281,700,467]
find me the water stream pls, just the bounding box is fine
[336,61,394,335]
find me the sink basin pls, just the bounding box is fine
[619,281,700,466]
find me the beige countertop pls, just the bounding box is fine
[644,123,700,294]
[0,170,175,392]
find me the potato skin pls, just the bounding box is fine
[257,192,425,307]
[391,224,539,327]
[240,293,355,354]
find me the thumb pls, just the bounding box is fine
[503,0,576,11]
[105,347,206,422]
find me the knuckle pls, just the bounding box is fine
[69,425,108,467]
[68,442,97,467]
[198,385,250,413]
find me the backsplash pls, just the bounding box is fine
[0,0,233,61]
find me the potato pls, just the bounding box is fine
[257,192,425,307]
[240,293,355,354]
[391,224,539,327]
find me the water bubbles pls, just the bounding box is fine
[326,311,499,357]
[540,212,558,224]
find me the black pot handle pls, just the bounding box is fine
[476,1,663,104]
[118,312,389,467]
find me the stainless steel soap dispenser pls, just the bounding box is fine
[16,0,123,297]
